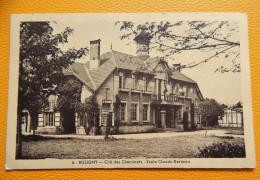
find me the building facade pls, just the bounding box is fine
[218,107,243,127]
[22,32,204,135]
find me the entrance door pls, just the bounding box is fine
[155,107,161,128]
[62,110,76,134]
[166,107,172,128]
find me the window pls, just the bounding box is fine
[119,72,126,88]
[144,77,149,91]
[132,75,136,89]
[131,103,138,121]
[190,87,193,96]
[132,75,139,90]
[119,103,126,121]
[119,76,122,88]
[186,86,189,96]
[44,112,55,126]
[100,113,107,126]
[143,104,149,121]
[122,77,126,88]
[176,86,179,95]
[135,79,138,90]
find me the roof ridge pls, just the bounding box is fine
[111,50,118,67]
[83,63,97,90]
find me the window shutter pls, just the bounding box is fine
[55,112,60,126]
[38,113,44,127]
[75,113,78,126]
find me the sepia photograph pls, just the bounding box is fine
[5,13,255,169]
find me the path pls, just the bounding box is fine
[38,129,244,140]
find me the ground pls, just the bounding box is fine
[20,129,245,159]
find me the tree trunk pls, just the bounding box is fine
[30,111,38,135]
[205,120,208,138]
[94,113,100,135]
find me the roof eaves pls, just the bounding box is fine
[195,83,204,101]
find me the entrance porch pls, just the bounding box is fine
[151,101,186,131]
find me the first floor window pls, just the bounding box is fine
[144,78,149,91]
[119,75,126,88]
[131,103,138,121]
[186,87,189,96]
[119,76,122,88]
[119,103,126,121]
[143,104,148,121]
[44,112,55,126]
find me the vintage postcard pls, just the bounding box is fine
[6,13,256,169]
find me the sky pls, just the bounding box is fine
[51,19,242,106]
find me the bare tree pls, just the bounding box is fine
[115,21,240,73]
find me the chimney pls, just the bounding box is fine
[172,63,181,72]
[89,39,101,70]
[134,31,152,61]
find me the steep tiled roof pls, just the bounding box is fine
[89,56,116,89]
[63,62,95,90]
[170,71,196,84]
[145,57,161,70]
[64,50,200,92]
[111,50,144,71]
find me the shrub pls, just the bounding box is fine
[195,141,246,158]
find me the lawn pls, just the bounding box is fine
[20,134,245,159]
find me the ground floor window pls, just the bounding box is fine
[44,112,55,126]
[100,113,107,126]
[143,104,149,121]
[119,103,126,121]
[131,103,138,121]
